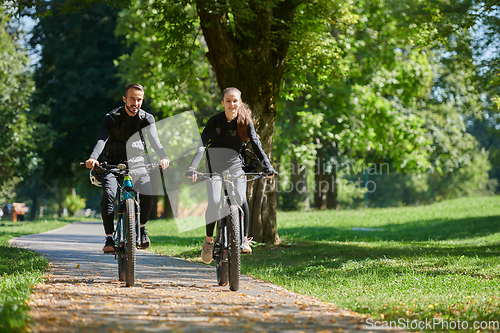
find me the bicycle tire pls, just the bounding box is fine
[124,198,136,287]
[228,205,240,291]
[214,223,228,286]
[217,252,229,286]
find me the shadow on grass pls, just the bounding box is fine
[279,215,500,242]
[149,235,202,259]
[240,239,500,279]
[149,215,500,277]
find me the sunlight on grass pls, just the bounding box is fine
[148,196,500,332]
[147,217,205,259]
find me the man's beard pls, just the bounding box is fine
[126,104,139,115]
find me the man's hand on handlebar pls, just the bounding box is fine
[185,167,197,182]
[86,158,99,170]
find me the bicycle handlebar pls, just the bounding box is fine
[191,170,276,183]
[79,161,163,177]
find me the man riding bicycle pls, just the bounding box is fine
[86,83,170,253]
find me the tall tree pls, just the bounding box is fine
[29,0,129,213]
[0,9,50,189]
[276,0,435,210]
[130,0,356,244]
[116,0,468,239]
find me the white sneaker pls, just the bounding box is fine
[201,239,214,264]
[241,237,253,254]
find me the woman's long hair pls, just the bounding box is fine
[223,87,252,141]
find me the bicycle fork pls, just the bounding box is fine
[215,217,228,267]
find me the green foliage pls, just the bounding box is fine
[276,0,441,175]
[115,0,218,121]
[63,193,86,216]
[0,11,49,188]
[283,0,355,98]
[274,0,487,211]
[0,178,21,207]
[29,0,128,186]
[353,149,493,208]
[419,103,478,174]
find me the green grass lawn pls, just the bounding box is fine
[147,196,500,332]
[0,219,74,333]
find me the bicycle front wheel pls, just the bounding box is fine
[124,198,136,287]
[228,205,241,291]
[118,252,126,281]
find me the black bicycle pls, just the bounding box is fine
[193,170,267,291]
[81,161,158,287]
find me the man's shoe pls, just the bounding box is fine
[241,237,253,254]
[103,236,115,253]
[139,227,150,249]
[201,238,214,264]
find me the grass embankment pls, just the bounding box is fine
[147,196,500,332]
[0,219,72,332]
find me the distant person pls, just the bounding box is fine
[186,87,276,263]
[3,203,12,216]
[85,83,170,253]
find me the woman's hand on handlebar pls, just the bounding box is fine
[160,158,170,169]
[262,168,278,178]
[86,158,99,170]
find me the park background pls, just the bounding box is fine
[1,0,500,331]
[2,0,500,231]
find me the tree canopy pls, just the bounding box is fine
[29,0,129,185]
[3,0,498,222]
[0,9,48,188]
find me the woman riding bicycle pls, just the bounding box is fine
[186,87,276,264]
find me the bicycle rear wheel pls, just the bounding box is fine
[228,205,240,291]
[215,221,228,286]
[124,198,136,287]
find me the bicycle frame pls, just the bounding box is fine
[115,175,141,251]
[81,161,160,287]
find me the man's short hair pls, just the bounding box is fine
[125,83,144,96]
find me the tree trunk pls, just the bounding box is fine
[30,195,38,221]
[30,179,40,221]
[326,169,339,210]
[245,108,279,244]
[56,187,64,218]
[314,154,328,210]
[163,194,175,219]
[280,156,309,211]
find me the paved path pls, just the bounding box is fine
[10,221,396,332]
